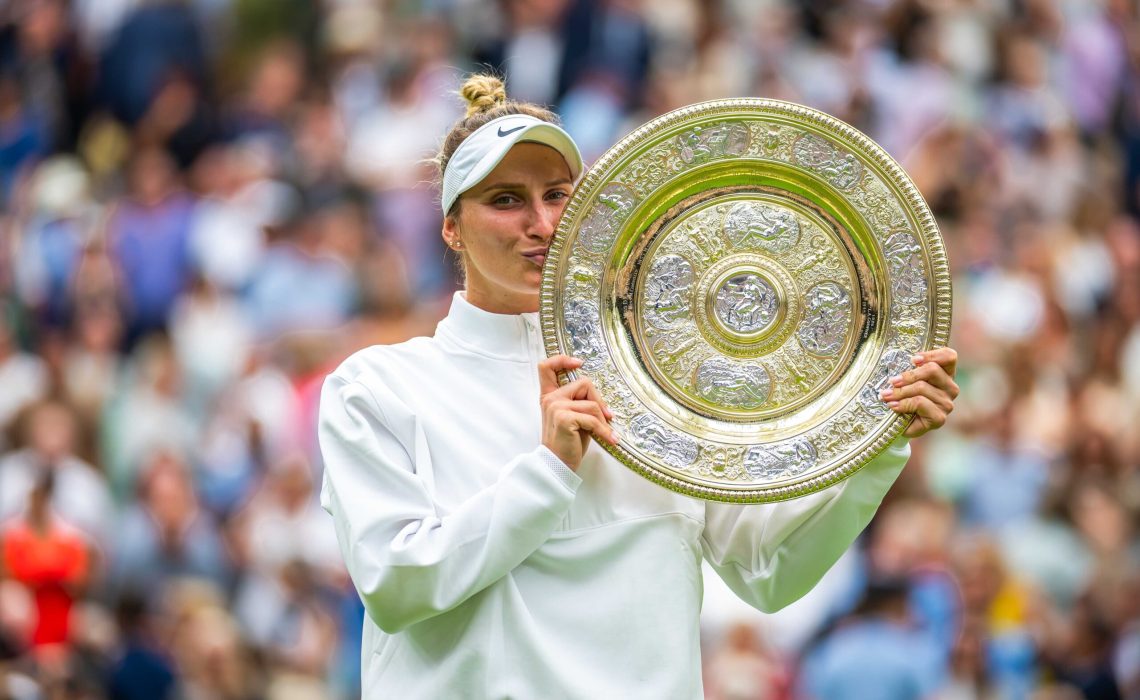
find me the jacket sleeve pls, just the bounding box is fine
[318,373,581,633]
[701,438,910,613]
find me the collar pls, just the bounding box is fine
[435,292,541,360]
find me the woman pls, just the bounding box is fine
[319,75,959,697]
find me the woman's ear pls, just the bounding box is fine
[442,214,461,251]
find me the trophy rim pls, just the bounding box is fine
[540,98,952,503]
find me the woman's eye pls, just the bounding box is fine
[493,195,518,205]
[547,190,570,201]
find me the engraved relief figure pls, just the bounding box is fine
[796,282,852,356]
[716,123,751,157]
[792,133,864,190]
[644,255,695,329]
[578,207,620,254]
[599,190,634,215]
[881,231,928,305]
[676,123,750,165]
[579,183,636,255]
[630,414,699,469]
[890,301,929,339]
[684,223,729,265]
[858,348,914,416]
[677,127,715,165]
[650,336,702,381]
[703,445,746,479]
[824,152,863,190]
[744,438,818,480]
[723,202,800,252]
[714,274,779,333]
[563,299,607,369]
[762,126,784,153]
[792,133,836,168]
[694,357,771,409]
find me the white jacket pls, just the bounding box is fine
[319,292,910,699]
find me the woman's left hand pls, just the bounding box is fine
[879,347,959,438]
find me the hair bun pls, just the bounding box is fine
[459,74,508,118]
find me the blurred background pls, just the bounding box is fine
[0,0,1136,698]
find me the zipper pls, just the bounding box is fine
[522,315,542,438]
[522,315,542,360]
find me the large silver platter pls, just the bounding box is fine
[540,99,951,503]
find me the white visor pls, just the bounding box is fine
[441,114,583,214]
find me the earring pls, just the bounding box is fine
[451,240,463,250]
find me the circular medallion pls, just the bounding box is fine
[713,271,780,336]
[541,99,952,503]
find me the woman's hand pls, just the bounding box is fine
[880,347,960,438]
[538,355,619,470]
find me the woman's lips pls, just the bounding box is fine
[523,252,546,267]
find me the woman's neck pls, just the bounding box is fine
[462,288,539,315]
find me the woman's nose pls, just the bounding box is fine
[527,201,559,238]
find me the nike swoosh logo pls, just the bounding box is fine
[497,125,526,137]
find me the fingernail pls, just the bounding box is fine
[611,431,621,445]
[911,355,924,364]
[888,401,900,409]
[889,375,903,386]
[880,388,893,399]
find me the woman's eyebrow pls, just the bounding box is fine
[479,178,571,194]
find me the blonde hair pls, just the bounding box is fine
[435,73,558,211]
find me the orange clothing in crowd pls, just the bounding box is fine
[1,519,89,646]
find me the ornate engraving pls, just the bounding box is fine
[645,206,852,416]
[890,301,929,341]
[713,273,779,333]
[882,231,928,305]
[761,125,788,154]
[797,282,852,356]
[792,235,843,274]
[644,254,695,329]
[624,122,751,199]
[676,122,750,165]
[568,264,598,284]
[649,335,703,381]
[598,183,636,214]
[564,299,607,370]
[592,368,641,421]
[623,145,674,198]
[856,183,907,231]
[683,224,730,265]
[578,210,617,255]
[630,414,699,469]
[817,410,871,457]
[792,133,864,190]
[694,357,771,409]
[579,183,638,254]
[858,348,914,417]
[699,445,747,480]
[723,202,801,252]
[744,438,818,480]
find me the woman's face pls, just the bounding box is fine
[444,142,574,314]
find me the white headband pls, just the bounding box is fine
[441,114,583,214]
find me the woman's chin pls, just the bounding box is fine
[521,269,544,292]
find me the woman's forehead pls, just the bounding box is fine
[475,142,573,189]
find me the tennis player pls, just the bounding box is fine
[319,74,959,697]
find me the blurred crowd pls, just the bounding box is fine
[0,0,1136,698]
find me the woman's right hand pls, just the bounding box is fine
[538,355,619,471]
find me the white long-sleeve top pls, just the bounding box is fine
[319,292,910,698]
